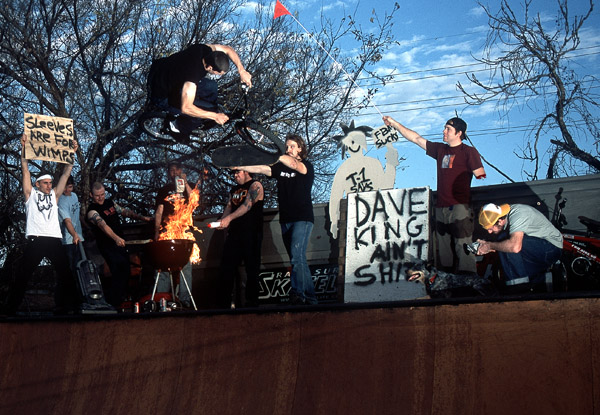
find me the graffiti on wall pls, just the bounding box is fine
[344,187,430,302]
[258,264,338,304]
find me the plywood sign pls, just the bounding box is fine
[344,187,430,303]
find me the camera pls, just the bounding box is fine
[464,241,480,255]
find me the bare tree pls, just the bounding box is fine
[457,0,600,180]
[0,0,399,268]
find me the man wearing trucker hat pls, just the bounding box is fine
[476,203,563,291]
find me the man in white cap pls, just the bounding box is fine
[5,134,79,315]
[476,203,563,292]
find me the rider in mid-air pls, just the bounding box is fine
[148,43,253,142]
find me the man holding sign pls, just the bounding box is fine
[5,134,79,315]
[382,115,486,274]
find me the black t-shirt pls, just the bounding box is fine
[87,198,122,248]
[149,44,212,108]
[155,181,196,226]
[271,160,314,223]
[228,179,264,234]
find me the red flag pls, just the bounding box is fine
[274,0,291,19]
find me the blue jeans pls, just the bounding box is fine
[281,221,317,304]
[498,234,562,285]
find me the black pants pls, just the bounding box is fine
[6,236,78,314]
[217,230,263,307]
[97,243,131,307]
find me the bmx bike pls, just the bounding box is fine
[551,190,600,291]
[138,84,285,157]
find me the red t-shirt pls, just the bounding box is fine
[426,141,483,207]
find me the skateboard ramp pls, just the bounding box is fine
[1,297,599,414]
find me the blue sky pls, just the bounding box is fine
[271,0,600,190]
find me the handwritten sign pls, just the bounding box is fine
[344,187,430,303]
[23,113,75,164]
[372,124,400,149]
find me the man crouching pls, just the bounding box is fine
[476,203,563,294]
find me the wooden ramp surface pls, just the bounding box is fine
[1,297,599,415]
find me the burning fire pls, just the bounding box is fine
[158,187,202,263]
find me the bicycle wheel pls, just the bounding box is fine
[235,120,285,155]
[139,111,172,141]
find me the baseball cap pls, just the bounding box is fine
[479,203,511,229]
[446,117,467,137]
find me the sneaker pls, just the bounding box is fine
[169,120,180,133]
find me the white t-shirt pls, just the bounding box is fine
[25,188,62,238]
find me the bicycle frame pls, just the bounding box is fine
[139,84,284,154]
[561,232,600,275]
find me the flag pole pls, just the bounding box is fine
[274,0,384,117]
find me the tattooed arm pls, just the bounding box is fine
[217,181,264,229]
[114,202,153,223]
[87,210,125,247]
[277,154,307,174]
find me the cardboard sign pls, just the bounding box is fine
[23,113,75,164]
[344,187,430,303]
[372,124,400,149]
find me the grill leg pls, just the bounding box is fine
[150,270,161,301]
[179,269,197,310]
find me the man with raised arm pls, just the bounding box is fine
[383,115,486,274]
[5,134,79,315]
[237,134,317,305]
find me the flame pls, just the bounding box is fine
[158,187,202,264]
